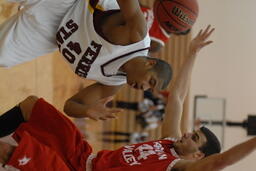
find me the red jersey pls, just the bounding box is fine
[6,98,94,171]
[5,98,180,171]
[141,6,170,46]
[92,138,181,171]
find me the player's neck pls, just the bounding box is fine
[119,58,135,73]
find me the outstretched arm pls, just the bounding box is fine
[161,25,214,139]
[64,82,122,121]
[180,137,256,171]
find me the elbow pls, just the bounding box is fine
[20,95,39,121]
[168,92,183,103]
[63,100,73,117]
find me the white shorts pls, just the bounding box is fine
[0,0,77,67]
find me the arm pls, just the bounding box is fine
[116,0,147,42]
[19,95,39,121]
[161,25,214,138]
[180,97,190,134]
[64,82,122,120]
[181,137,256,171]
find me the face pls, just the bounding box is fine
[126,59,160,91]
[174,130,207,159]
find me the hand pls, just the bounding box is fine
[85,96,123,121]
[189,25,215,55]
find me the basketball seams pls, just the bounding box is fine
[172,0,198,16]
[159,1,188,29]
[154,0,198,32]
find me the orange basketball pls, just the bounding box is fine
[153,0,199,33]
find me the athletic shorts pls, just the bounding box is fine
[0,0,77,67]
[5,98,95,171]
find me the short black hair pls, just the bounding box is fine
[146,57,172,90]
[199,127,221,157]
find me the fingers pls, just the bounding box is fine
[88,109,121,121]
[196,29,203,38]
[101,108,123,120]
[89,115,99,121]
[201,40,213,48]
[89,115,116,121]
[99,117,107,121]
[201,25,211,37]
[100,96,114,105]
[108,108,123,114]
[99,114,117,120]
[201,25,215,40]
[203,29,215,40]
[97,115,116,121]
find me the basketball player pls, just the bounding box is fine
[0,0,172,119]
[1,25,255,171]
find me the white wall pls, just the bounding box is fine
[190,0,256,170]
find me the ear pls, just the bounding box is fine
[145,59,157,67]
[193,151,205,160]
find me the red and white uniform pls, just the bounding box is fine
[6,98,95,171]
[141,6,170,47]
[92,138,181,171]
[5,98,181,171]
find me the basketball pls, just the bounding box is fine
[153,0,199,33]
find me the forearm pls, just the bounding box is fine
[187,138,256,171]
[170,26,214,103]
[64,100,89,118]
[64,83,121,118]
[170,51,196,102]
[219,137,256,168]
[162,26,214,139]
[161,52,196,138]
[180,97,190,134]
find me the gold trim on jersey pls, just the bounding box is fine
[86,0,103,14]
[87,0,94,14]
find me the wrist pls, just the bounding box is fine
[187,50,197,59]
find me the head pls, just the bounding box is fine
[123,56,172,91]
[173,127,221,160]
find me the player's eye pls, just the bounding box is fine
[192,134,197,142]
[149,78,156,87]
[192,134,196,141]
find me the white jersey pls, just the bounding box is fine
[56,0,151,86]
[0,0,77,67]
